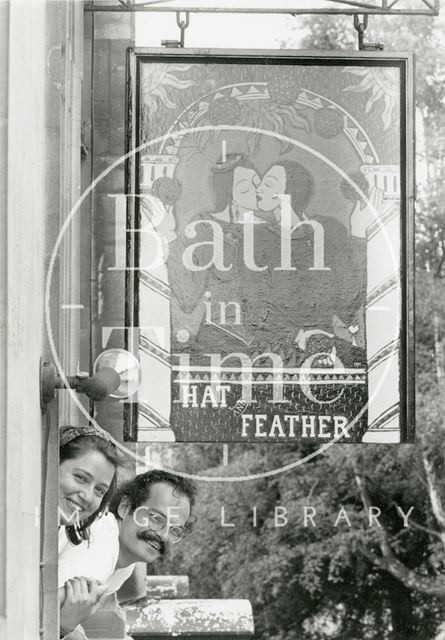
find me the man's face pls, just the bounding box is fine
[232,166,260,211]
[118,481,191,564]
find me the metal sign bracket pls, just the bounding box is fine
[161,11,190,48]
[353,14,384,51]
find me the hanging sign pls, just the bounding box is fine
[123,49,414,443]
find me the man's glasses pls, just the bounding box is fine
[145,510,186,544]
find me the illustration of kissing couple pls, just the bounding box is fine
[172,153,366,367]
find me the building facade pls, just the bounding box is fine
[0,2,134,637]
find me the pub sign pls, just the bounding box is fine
[123,49,414,444]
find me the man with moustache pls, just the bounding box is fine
[109,468,195,571]
[59,469,196,638]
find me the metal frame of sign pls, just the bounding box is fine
[124,48,414,444]
[85,1,439,16]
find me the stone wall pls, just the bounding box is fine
[0,1,85,636]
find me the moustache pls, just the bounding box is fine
[136,530,166,555]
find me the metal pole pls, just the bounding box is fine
[176,11,190,47]
[84,3,439,15]
[353,13,368,50]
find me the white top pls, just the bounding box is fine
[58,513,135,594]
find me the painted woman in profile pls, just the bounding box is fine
[240,158,367,368]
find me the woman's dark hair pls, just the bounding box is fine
[109,469,197,531]
[60,433,122,545]
[274,160,314,215]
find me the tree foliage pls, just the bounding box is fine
[157,442,444,639]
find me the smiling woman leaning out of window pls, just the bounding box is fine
[58,426,123,639]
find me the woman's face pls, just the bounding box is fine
[232,166,260,211]
[59,450,115,526]
[256,165,287,212]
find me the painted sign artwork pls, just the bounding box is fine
[125,51,414,444]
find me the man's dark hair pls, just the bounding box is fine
[211,153,256,213]
[109,469,197,529]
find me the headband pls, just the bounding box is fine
[59,425,109,447]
